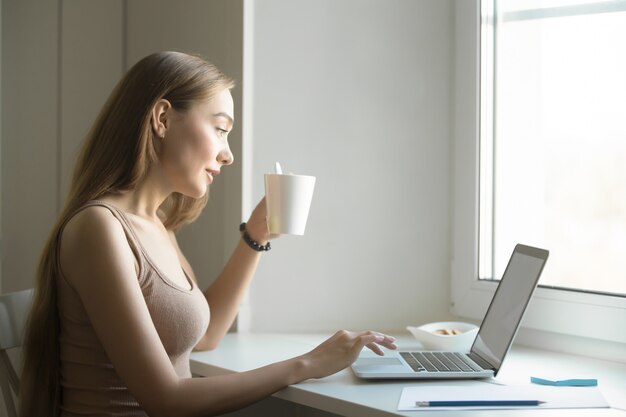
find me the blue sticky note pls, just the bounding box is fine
[531,376,598,387]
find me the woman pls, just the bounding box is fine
[19,51,396,417]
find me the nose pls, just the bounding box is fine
[219,143,234,166]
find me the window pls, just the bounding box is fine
[480,0,626,296]
[451,0,626,351]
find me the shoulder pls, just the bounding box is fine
[60,205,136,288]
[61,205,126,252]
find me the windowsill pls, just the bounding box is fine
[511,326,626,365]
[452,276,626,363]
[454,307,626,365]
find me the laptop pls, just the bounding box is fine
[351,243,549,379]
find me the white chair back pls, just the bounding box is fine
[0,289,34,417]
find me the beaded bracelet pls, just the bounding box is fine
[239,222,271,252]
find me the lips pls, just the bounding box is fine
[206,169,220,183]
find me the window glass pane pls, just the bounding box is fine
[500,0,617,14]
[488,6,626,295]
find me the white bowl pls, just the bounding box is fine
[406,321,479,351]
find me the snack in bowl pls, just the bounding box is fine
[406,321,479,351]
[433,328,464,336]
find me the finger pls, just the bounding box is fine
[358,334,383,346]
[352,334,383,353]
[365,337,397,353]
[361,332,397,347]
[359,332,397,352]
[349,331,397,356]
[365,342,385,356]
[378,336,398,350]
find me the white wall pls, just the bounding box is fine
[0,0,3,292]
[1,1,455,414]
[60,0,125,202]
[2,0,61,294]
[247,0,455,333]
[2,0,454,330]
[124,0,245,291]
[1,0,243,294]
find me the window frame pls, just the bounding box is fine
[451,0,626,350]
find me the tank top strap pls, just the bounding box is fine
[57,200,148,285]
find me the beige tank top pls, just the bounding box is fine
[56,201,210,416]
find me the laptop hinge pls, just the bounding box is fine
[468,352,495,371]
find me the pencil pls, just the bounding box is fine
[416,400,545,407]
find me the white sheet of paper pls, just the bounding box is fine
[398,383,609,411]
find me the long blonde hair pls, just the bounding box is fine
[19,51,235,417]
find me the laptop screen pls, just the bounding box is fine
[471,244,549,373]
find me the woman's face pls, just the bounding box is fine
[159,88,235,198]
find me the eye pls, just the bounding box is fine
[216,127,229,138]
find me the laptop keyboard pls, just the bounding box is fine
[399,351,484,372]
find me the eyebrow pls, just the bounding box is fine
[213,112,234,126]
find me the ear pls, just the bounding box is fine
[150,99,172,138]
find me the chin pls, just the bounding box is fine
[193,186,209,199]
[180,184,208,200]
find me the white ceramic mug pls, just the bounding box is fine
[264,173,316,235]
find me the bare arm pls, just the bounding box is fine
[195,239,261,350]
[189,198,270,350]
[61,206,396,417]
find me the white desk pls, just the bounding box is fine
[190,333,626,417]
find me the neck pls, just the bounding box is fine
[102,166,172,221]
